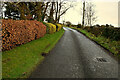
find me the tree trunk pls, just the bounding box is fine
[48,2,55,23]
[55,2,58,23]
[57,15,60,23]
[82,1,85,27]
[42,2,49,21]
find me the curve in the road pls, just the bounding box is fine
[29,27,118,78]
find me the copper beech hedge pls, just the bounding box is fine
[2,19,46,51]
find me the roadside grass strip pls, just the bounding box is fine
[71,27,120,58]
[2,29,65,78]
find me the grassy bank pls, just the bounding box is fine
[2,29,65,78]
[71,27,120,58]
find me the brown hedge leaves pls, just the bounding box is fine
[2,19,46,51]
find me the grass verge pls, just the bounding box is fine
[2,29,65,79]
[71,27,120,58]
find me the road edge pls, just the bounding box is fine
[71,28,119,61]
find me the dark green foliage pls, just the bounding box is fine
[47,18,54,23]
[56,24,58,31]
[83,27,102,36]
[66,21,71,27]
[42,22,49,33]
[102,28,120,41]
[4,2,20,19]
[4,2,44,20]
[77,24,82,28]
[102,28,112,38]
[84,27,120,41]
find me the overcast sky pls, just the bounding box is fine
[60,1,118,27]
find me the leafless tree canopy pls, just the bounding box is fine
[81,1,97,27]
[47,0,74,23]
[85,2,97,26]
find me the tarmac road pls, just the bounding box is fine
[29,27,118,78]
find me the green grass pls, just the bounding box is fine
[71,27,120,58]
[2,29,65,79]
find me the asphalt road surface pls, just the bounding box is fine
[29,27,118,78]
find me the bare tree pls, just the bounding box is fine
[55,1,59,23]
[85,2,97,27]
[45,1,74,23]
[54,1,74,23]
[57,1,73,23]
[42,2,50,21]
[48,2,55,23]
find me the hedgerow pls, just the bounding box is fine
[46,23,56,34]
[56,24,63,32]
[83,27,120,41]
[83,27,102,36]
[2,19,46,51]
[42,22,49,34]
[102,27,120,41]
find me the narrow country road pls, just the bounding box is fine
[29,27,118,78]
